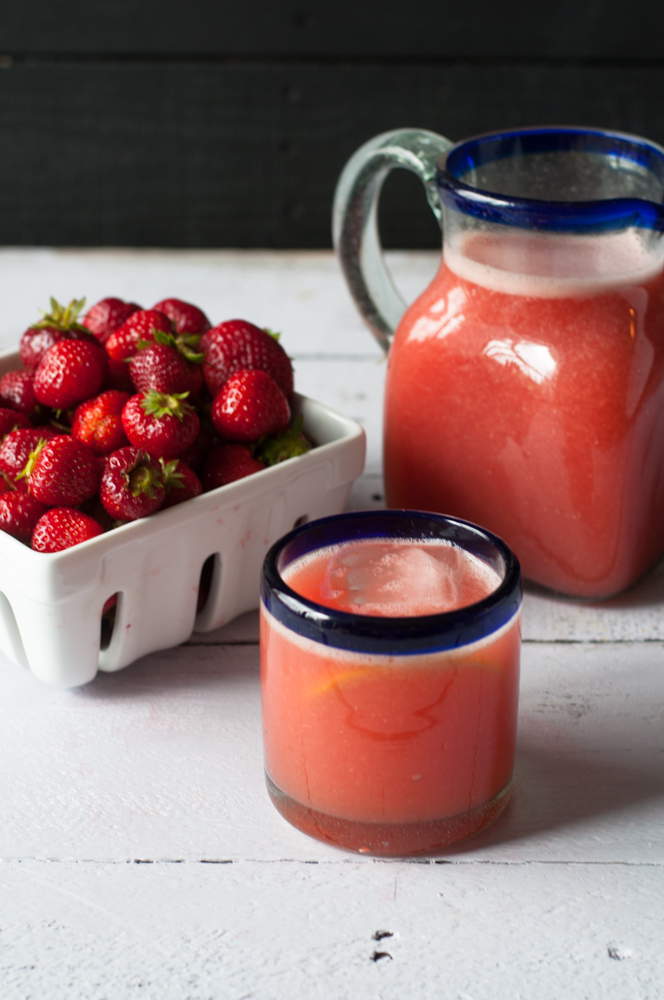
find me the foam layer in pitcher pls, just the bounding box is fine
[444,229,664,298]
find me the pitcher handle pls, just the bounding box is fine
[332,128,454,353]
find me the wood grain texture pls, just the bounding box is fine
[1,860,662,1000]
[0,250,662,997]
[0,0,662,58]
[0,61,663,247]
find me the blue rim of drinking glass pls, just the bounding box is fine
[436,126,664,233]
[261,510,522,656]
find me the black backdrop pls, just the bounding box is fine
[0,0,662,248]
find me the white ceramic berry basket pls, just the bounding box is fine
[0,348,366,687]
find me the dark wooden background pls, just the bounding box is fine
[0,0,662,248]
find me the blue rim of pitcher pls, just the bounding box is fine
[436,126,664,233]
[261,510,522,656]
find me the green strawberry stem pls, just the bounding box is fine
[16,437,47,482]
[127,461,163,499]
[159,458,185,493]
[152,329,205,364]
[140,390,193,422]
[253,415,311,466]
[33,297,89,334]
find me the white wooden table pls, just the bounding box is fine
[0,249,662,999]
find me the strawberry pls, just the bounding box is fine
[160,458,203,507]
[0,370,42,420]
[105,357,135,394]
[0,427,58,492]
[253,415,311,465]
[129,343,203,397]
[100,447,166,520]
[105,309,173,362]
[179,425,214,472]
[26,435,101,507]
[33,339,108,410]
[0,493,48,544]
[72,390,130,456]
[31,507,103,552]
[0,407,32,439]
[83,297,142,345]
[153,298,211,335]
[122,391,200,460]
[201,444,266,491]
[19,298,97,369]
[200,320,293,398]
[210,369,290,442]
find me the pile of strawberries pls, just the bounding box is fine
[0,296,309,553]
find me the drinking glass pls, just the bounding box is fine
[260,509,522,856]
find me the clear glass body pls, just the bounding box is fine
[260,512,522,856]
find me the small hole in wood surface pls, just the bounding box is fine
[372,930,393,941]
[371,951,392,962]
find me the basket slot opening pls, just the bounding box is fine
[100,592,120,652]
[293,514,309,529]
[197,553,221,616]
[0,590,28,668]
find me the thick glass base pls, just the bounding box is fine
[266,772,513,857]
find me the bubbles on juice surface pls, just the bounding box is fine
[284,539,501,617]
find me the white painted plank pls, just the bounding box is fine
[0,641,662,864]
[522,560,664,642]
[294,357,386,473]
[0,859,661,1000]
[0,248,437,357]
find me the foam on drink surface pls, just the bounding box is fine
[282,538,501,617]
[444,229,664,298]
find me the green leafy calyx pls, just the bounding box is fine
[32,297,89,334]
[253,416,311,466]
[159,458,185,494]
[140,391,193,423]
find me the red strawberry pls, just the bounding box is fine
[160,459,203,507]
[0,427,58,492]
[0,370,41,420]
[72,390,130,456]
[31,507,103,552]
[27,435,101,507]
[129,343,203,397]
[122,391,200,460]
[0,407,32,439]
[33,339,108,410]
[201,320,293,398]
[201,444,266,490]
[105,357,134,394]
[100,447,166,520]
[0,493,48,544]
[19,298,97,369]
[105,309,173,362]
[211,369,290,442]
[153,298,211,335]
[179,425,214,472]
[83,297,142,345]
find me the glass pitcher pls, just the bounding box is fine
[333,127,664,598]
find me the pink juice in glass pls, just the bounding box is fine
[384,229,664,598]
[260,524,521,856]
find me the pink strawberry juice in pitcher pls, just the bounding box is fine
[334,128,664,598]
